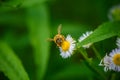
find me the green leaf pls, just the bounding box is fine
[78,21,120,47]
[26,4,50,80]
[0,41,29,80]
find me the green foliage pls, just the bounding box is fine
[0,0,120,80]
[0,41,29,80]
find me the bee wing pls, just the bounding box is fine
[58,24,62,34]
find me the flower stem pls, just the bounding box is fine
[78,48,90,63]
[111,73,116,80]
[78,47,106,80]
[91,45,101,60]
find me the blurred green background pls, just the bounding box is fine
[0,0,120,80]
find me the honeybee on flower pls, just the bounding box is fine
[49,24,76,58]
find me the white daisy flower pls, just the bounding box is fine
[78,31,93,48]
[99,54,112,72]
[116,37,120,48]
[99,48,120,72]
[59,35,76,58]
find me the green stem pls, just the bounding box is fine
[78,48,90,63]
[91,45,101,60]
[111,73,116,80]
[78,48,106,80]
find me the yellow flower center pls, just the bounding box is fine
[113,53,120,66]
[61,41,70,51]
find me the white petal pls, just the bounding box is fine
[78,31,93,48]
[104,67,108,72]
[116,38,120,48]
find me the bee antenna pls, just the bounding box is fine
[58,24,62,34]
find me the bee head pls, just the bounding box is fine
[54,34,65,47]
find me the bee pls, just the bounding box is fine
[48,24,65,47]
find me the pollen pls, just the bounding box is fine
[61,41,70,51]
[113,53,120,66]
